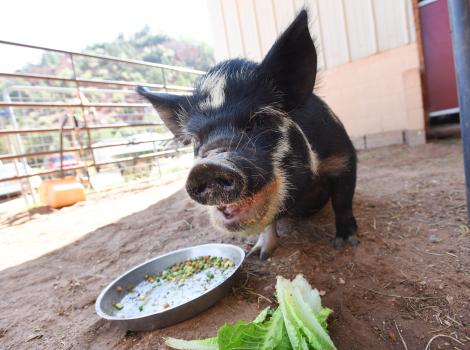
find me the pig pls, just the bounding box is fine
[137,10,358,260]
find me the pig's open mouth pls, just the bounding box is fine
[217,204,240,220]
[216,201,257,224]
[211,178,282,235]
[215,197,268,229]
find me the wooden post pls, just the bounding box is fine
[448,0,470,222]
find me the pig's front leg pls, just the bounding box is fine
[247,221,279,260]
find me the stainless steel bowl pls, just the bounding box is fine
[95,243,245,331]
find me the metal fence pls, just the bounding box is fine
[0,40,203,206]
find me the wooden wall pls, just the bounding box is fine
[207,0,417,69]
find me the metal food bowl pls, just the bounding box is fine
[95,243,245,331]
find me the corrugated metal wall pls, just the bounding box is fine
[207,0,416,69]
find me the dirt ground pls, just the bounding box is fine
[0,139,469,350]
[0,172,188,271]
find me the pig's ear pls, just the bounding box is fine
[259,10,317,109]
[137,86,190,144]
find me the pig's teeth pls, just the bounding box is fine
[218,203,240,211]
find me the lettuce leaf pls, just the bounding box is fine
[165,336,218,350]
[276,277,310,350]
[217,308,290,350]
[166,274,336,350]
[165,309,288,350]
[291,275,333,331]
[316,307,334,331]
[277,276,336,350]
[292,275,322,314]
[252,306,271,324]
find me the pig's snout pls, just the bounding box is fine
[186,160,245,205]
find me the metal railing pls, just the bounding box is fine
[0,40,203,203]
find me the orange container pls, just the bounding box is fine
[39,176,86,208]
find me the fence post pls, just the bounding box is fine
[448,0,470,222]
[161,68,168,92]
[70,53,97,178]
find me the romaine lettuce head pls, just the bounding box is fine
[166,274,336,350]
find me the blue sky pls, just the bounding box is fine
[0,0,213,71]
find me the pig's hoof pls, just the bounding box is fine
[334,236,360,249]
[247,247,271,260]
[260,251,270,261]
[246,245,260,258]
[334,237,344,249]
[346,236,360,246]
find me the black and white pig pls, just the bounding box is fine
[137,10,359,260]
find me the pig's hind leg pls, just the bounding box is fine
[330,170,359,248]
[247,221,279,260]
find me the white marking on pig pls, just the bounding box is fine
[291,122,319,175]
[196,62,257,112]
[258,105,319,176]
[198,72,226,110]
[270,117,292,216]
